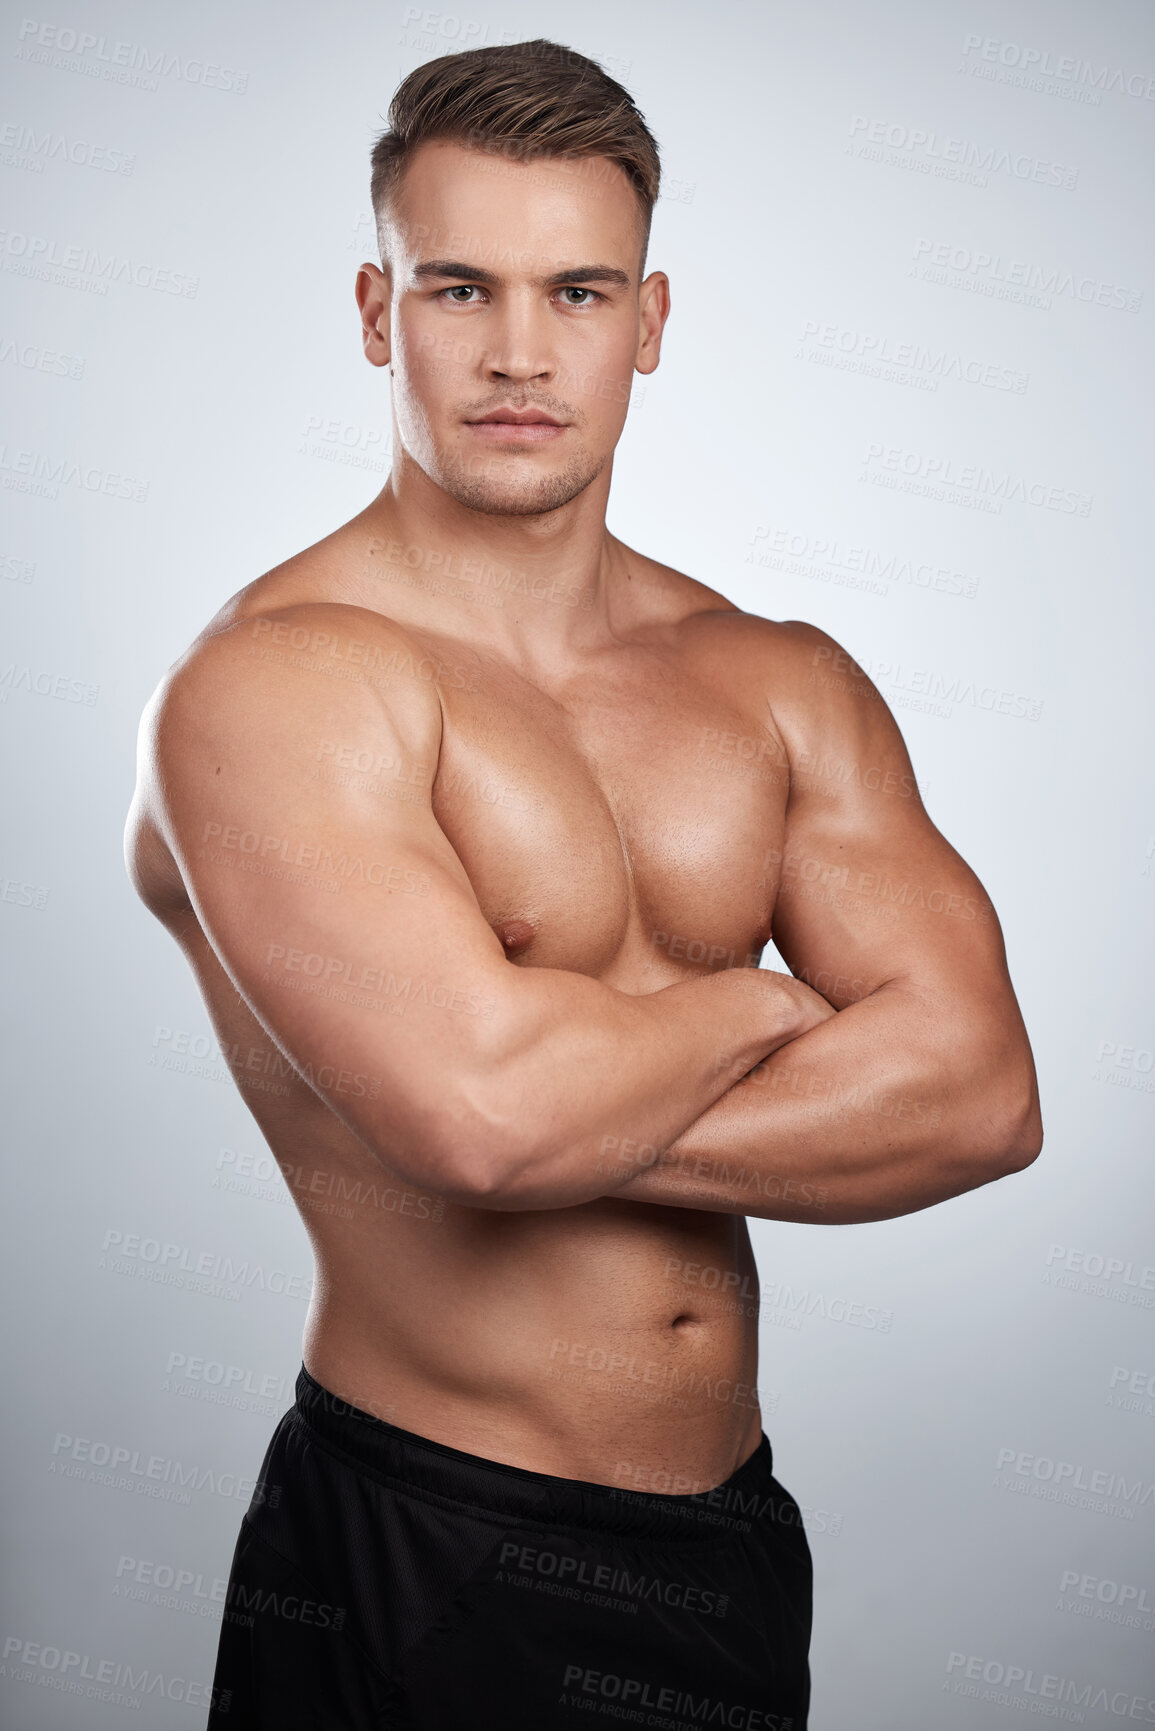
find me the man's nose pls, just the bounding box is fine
[481,296,554,383]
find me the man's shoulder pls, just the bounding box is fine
[153,512,434,708]
[646,572,897,761]
[139,575,444,812]
[643,558,860,688]
[126,527,442,919]
[158,594,431,713]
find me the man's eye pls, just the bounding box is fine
[443,285,481,303]
[560,287,597,306]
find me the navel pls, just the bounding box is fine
[670,1312,702,1331]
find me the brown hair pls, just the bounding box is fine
[370,39,661,266]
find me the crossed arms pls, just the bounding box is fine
[130,602,1041,1224]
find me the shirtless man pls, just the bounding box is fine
[126,38,1042,1730]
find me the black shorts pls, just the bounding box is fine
[207,1365,812,1728]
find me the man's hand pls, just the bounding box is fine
[768,971,839,1037]
[711,971,836,1088]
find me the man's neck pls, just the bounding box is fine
[359,453,633,670]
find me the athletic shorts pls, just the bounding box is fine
[207,1365,812,1728]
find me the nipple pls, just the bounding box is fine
[498,918,536,957]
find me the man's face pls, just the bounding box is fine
[366,140,667,517]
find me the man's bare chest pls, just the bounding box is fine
[429,648,788,982]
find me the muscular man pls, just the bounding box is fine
[127,39,1042,1729]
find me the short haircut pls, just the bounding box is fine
[370,39,662,270]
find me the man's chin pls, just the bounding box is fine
[433,454,605,518]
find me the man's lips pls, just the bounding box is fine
[468,407,564,425]
[464,409,568,443]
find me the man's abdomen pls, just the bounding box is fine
[181,927,766,1492]
[303,1184,764,1492]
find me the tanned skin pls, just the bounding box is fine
[126,140,1041,1494]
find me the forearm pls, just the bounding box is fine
[604,981,1040,1224]
[466,966,821,1208]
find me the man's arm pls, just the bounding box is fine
[608,623,1043,1224]
[132,603,827,1211]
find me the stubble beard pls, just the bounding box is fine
[433,445,608,517]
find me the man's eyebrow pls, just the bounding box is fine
[412,259,632,290]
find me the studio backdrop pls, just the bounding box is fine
[2,0,1153,1726]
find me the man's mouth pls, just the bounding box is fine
[465,406,568,442]
[468,407,564,426]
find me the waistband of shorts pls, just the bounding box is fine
[293,1364,776,1543]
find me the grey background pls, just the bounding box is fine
[2,0,1153,1724]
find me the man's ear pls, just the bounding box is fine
[356,262,391,368]
[635,271,670,377]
